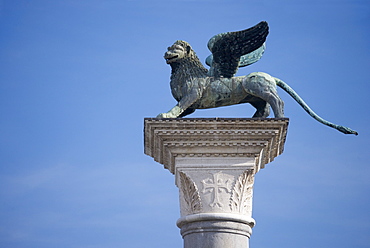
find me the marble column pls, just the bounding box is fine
[144,118,288,248]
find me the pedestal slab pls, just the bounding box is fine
[144,118,288,248]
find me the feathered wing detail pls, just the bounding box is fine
[207,21,269,78]
[206,43,266,68]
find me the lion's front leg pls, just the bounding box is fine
[156,105,184,118]
[157,86,201,118]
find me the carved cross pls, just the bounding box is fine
[201,172,232,208]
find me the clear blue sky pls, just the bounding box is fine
[0,1,369,247]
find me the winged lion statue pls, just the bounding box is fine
[157,21,358,135]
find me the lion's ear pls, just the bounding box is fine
[186,45,191,54]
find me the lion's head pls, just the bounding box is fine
[164,40,198,64]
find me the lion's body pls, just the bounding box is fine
[197,77,247,109]
[157,39,358,135]
[159,42,283,118]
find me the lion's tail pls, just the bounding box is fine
[274,77,358,135]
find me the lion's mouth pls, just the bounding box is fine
[165,54,178,63]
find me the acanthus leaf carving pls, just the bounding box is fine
[230,169,255,215]
[179,171,202,215]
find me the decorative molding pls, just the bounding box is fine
[174,153,259,158]
[230,170,255,215]
[179,171,202,215]
[144,118,289,173]
[164,141,268,148]
[156,129,278,136]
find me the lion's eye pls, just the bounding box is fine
[174,45,184,51]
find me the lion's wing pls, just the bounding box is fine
[207,21,269,78]
[206,43,266,69]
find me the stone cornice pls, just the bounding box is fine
[144,118,289,174]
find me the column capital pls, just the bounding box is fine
[144,118,289,248]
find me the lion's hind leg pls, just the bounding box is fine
[251,100,270,118]
[242,72,284,118]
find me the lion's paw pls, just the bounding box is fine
[156,113,168,118]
